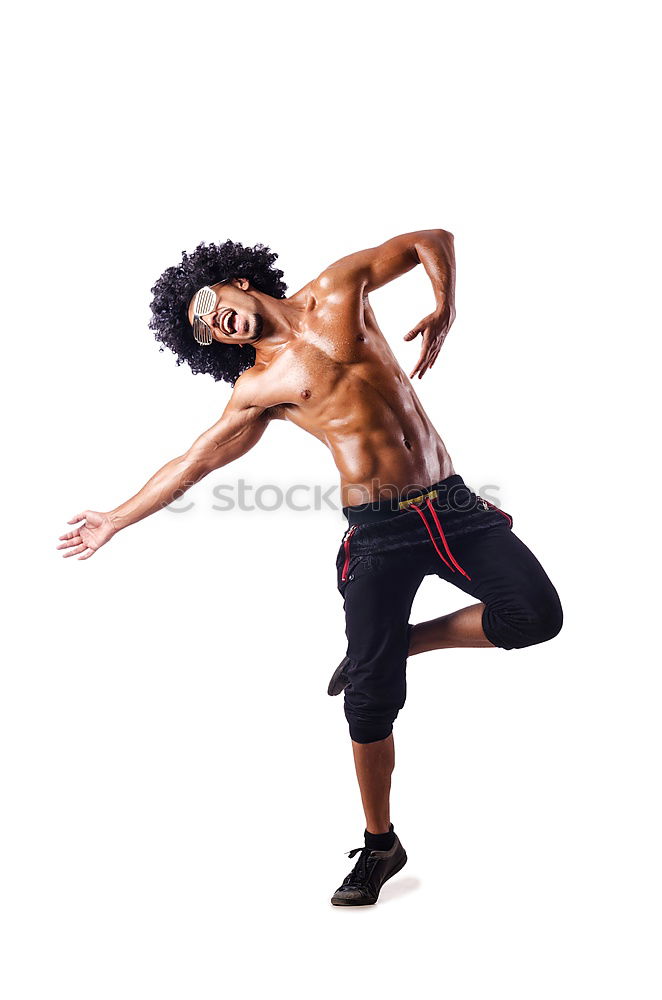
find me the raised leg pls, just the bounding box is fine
[408,602,495,655]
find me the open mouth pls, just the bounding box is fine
[220,309,238,335]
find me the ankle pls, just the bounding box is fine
[365,823,391,835]
[364,823,395,851]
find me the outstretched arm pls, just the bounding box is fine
[321,229,456,379]
[57,379,272,560]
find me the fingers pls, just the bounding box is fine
[410,324,447,377]
[409,329,433,378]
[410,354,423,378]
[61,542,88,558]
[60,513,88,554]
[410,348,428,379]
[77,548,96,560]
[57,534,82,550]
[412,347,437,380]
[403,328,421,342]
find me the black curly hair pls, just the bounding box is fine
[149,240,288,385]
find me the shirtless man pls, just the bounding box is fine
[57,231,563,906]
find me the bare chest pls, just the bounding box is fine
[283,295,399,398]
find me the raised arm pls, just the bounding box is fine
[321,229,451,294]
[320,229,456,379]
[57,377,272,560]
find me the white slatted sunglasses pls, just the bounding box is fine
[191,280,233,346]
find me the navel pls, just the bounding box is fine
[356,334,366,342]
[403,438,412,450]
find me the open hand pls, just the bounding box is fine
[404,301,456,379]
[57,510,117,561]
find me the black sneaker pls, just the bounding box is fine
[327,655,350,696]
[331,834,407,906]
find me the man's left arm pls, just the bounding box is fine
[321,229,456,379]
[402,230,456,379]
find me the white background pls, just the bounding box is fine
[2,1,660,997]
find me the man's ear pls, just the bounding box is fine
[231,277,250,291]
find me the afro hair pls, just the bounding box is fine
[149,240,288,386]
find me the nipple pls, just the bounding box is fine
[300,388,311,400]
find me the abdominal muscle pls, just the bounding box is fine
[331,426,454,507]
[282,359,455,507]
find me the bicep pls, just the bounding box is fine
[320,230,445,294]
[187,397,271,473]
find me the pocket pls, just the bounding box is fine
[337,553,359,594]
[337,551,382,597]
[340,524,359,582]
[476,495,513,529]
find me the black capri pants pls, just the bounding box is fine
[335,474,563,744]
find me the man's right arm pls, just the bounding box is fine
[108,385,271,532]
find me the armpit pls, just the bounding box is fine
[266,403,294,421]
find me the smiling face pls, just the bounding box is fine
[187,277,264,345]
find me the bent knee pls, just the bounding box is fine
[343,680,405,744]
[527,597,563,645]
[485,592,563,649]
[344,700,401,743]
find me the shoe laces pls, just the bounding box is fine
[342,846,381,887]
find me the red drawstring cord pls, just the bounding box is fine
[342,496,473,583]
[424,498,472,580]
[410,504,456,574]
[410,499,472,581]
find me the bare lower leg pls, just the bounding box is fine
[409,602,495,655]
[350,606,492,835]
[351,733,394,834]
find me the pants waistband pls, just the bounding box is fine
[342,474,470,526]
